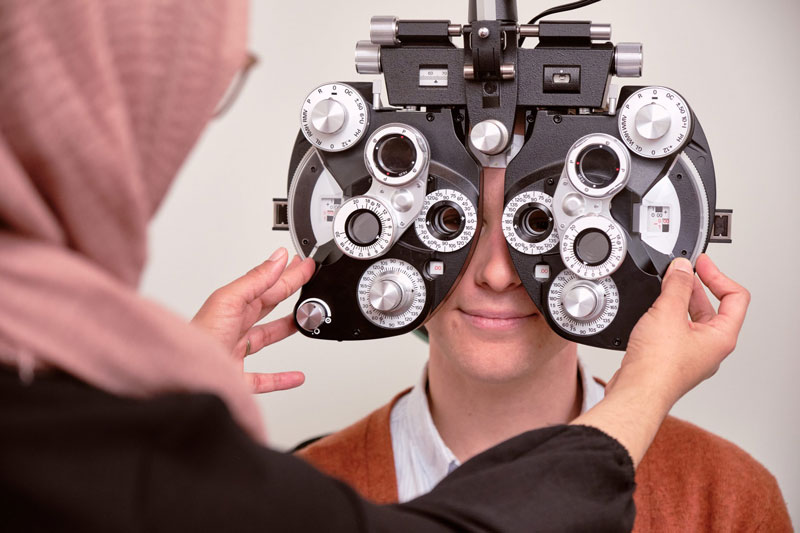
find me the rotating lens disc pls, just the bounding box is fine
[415,189,478,252]
[333,196,395,259]
[503,191,559,255]
[358,259,426,328]
[548,270,619,336]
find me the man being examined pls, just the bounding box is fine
[295,167,791,531]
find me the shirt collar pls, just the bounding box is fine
[404,357,605,471]
[402,364,461,473]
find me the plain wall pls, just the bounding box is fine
[140,0,799,526]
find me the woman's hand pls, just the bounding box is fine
[191,248,316,394]
[573,254,750,467]
[612,253,750,406]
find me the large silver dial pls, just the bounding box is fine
[560,215,627,280]
[415,189,478,253]
[618,86,691,159]
[333,196,395,259]
[548,270,619,336]
[503,191,559,255]
[300,83,369,152]
[358,259,426,329]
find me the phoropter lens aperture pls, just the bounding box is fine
[574,228,612,266]
[426,201,465,241]
[345,209,382,246]
[374,134,417,177]
[514,202,554,244]
[576,144,620,188]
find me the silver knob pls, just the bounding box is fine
[369,279,403,312]
[561,280,606,321]
[311,99,347,134]
[635,102,671,140]
[590,24,612,41]
[370,16,399,46]
[469,119,510,155]
[296,300,329,332]
[614,42,643,77]
[391,188,415,212]
[355,41,382,74]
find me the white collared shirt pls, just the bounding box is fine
[389,358,606,503]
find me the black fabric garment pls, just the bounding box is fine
[0,367,635,532]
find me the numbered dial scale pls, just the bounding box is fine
[358,259,426,329]
[300,83,369,152]
[548,270,620,336]
[618,87,692,159]
[560,215,627,280]
[333,196,395,259]
[502,191,559,255]
[415,189,478,253]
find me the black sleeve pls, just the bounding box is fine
[0,369,635,533]
[142,399,635,532]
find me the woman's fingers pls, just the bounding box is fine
[246,371,306,394]
[695,254,750,333]
[651,258,695,320]
[237,314,298,358]
[255,257,316,320]
[226,248,291,305]
[688,276,716,324]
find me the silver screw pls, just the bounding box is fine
[478,27,490,38]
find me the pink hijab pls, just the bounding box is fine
[0,0,266,443]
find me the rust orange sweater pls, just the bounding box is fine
[298,391,792,532]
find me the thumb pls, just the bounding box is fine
[652,258,696,316]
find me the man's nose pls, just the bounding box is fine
[475,217,523,293]
[474,168,522,293]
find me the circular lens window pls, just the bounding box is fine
[345,209,382,246]
[513,203,554,244]
[374,135,417,177]
[576,144,620,189]
[426,201,465,241]
[574,228,612,266]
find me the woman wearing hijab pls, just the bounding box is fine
[0,1,749,531]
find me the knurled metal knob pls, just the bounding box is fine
[370,16,399,46]
[369,279,403,312]
[311,98,347,134]
[614,42,643,78]
[355,41,382,74]
[469,119,510,155]
[562,280,605,321]
[296,300,328,332]
[635,102,671,140]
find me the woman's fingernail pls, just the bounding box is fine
[671,258,693,274]
[269,248,287,261]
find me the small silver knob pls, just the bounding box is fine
[590,24,612,41]
[370,16,399,46]
[561,280,605,321]
[391,188,415,212]
[614,42,643,78]
[311,99,347,134]
[297,300,329,332]
[355,41,382,74]
[635,103,671,140]
[369,279,403,312]
[469,119,510,155]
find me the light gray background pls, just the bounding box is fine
[140,0,799,526]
